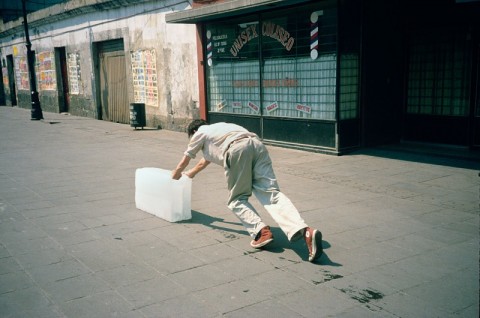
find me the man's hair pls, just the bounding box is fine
[187,119,208,138]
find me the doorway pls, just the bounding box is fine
[55,47,69,113]
[94,39,128,123]
[6,55,17,106]
[0,60,5,105]
[472,44,480,148]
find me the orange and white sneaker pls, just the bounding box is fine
[250,226,274,248]
[304,227,323,262]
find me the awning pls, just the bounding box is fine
[165,0,312,24]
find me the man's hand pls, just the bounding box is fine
[183,170,194,179]
[172,155,191,180]
[172,156,210,180]
[171,169,183,180]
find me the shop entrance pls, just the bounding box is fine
[472,45,480,148]
[403,28,474,147]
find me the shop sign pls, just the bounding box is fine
[212,34,228,53]
[229,21,295,57]
[247,101,259,113]
[266,102,279,113]
[233,79,298,88]
[232,101,242,108]
[217,99,227,110]
[296,104,312,114]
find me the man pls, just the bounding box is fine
[172,120,322,262]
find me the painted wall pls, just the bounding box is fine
[0,0,199,131]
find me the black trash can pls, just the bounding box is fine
[130,103,146,129]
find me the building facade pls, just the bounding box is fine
[1,0,479,155]
[167,0,480,154]
[0,0,199,131]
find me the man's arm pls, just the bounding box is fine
[184,158,211,178]
[172,156,211,179]
[172,155,191,180]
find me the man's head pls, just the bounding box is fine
[187,119,208,138]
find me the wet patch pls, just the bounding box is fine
[312,269,344,285]
[324,272,344,282]
[278,256,300,264]
[222,233,238,239]
[339,286,384,304]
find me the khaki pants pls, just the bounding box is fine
[224,137,308,241]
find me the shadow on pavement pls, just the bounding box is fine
[352,145,480,170]
[269,227,342,266]
[186,212,343,267]
[186,210,246,237]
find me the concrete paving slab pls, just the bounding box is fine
[0,107,478,317]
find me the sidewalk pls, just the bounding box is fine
[0,106,478,318]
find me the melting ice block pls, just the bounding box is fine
[135,168,192,222]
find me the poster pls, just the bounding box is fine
[14,56,29,91]
[131,49,158,106]
[67,52,81,94]
[36,51,56,91]
[2,67,8,89]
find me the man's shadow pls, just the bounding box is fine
[185,210,341,266]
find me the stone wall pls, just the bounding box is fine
[0,0,199,131]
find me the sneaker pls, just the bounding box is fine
[304,227,323,262]
[250,226,274,248]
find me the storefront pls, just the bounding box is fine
[169,0,480,155]
[168,0,361,154]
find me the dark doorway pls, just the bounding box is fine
[472,44,480,148]
[55,47,69,113]
[0,60,6,105]
[6,55,17,106]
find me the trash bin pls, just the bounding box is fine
[130,103,146,129]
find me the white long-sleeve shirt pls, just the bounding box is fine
[184,122,257,166]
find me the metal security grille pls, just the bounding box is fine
[261,56,337,120]
[407,29,471,117]
[339,54,359,120]
[100,51,129,124]
[208,60,260,115]
[97,39,129,124]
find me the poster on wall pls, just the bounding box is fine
[2,67,8,89]
[67,52,81,94]
[131,49,158,106]
[14,56,29,91]
[131,50,145,103]
[36,51,56,91]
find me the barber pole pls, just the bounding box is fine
[310,11,322,60]
[206,30,213,66]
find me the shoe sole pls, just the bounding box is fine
[309,230,323,262]
[250,237,274,249]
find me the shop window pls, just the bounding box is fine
[206,18,261,115]
[205,3,339,121]
[407,29,471,117]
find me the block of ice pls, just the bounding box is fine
[135,167,192,222]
